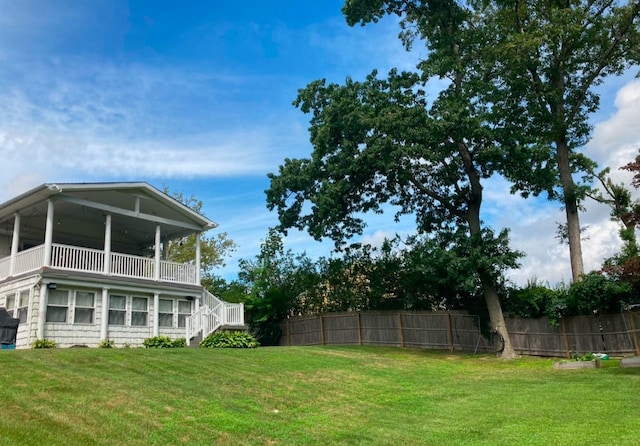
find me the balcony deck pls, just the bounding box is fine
[0,243,198,285]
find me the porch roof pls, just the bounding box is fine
[0,182,217,254]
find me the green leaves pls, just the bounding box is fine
[268,67,500,244]
[162,187,237,274]
[142,336,186,348]
[199,331,259,349]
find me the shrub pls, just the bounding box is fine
[98,339,115,348]
[503,279,567,326]
[32,339,57,349]
[566,272,633,315]
[200,331,259,349]
[171,337,186,348]
[143,336,186,348]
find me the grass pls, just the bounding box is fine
[0,347,638,445]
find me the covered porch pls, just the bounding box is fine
[0,242,198,285]
[0,183,213,285]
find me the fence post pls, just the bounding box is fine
[357,312,362,345]
[628,311,640,355]
[447,313,454,352]
[561,318,571,358]
[286,319,290,346]
[319,315,325,346]
[398,312,405,348]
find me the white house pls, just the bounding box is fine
[0,182,244,349]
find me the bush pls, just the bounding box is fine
[171,337,187,348]
[32,339,57,349]
[566,272,633,315]
[200,331,259,349]
[98,339,115,348]
[143,336,186,348]
[503,280,567,326]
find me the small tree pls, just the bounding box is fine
[240,229,323,345]
[162,188,237,282]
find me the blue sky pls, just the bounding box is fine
[1,1,639,286]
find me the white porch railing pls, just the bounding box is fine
[186,290,245,341]
[13,245,45,276]
[111,252,155,280]
[160,260,196,284]
[52,244,104,273]
[0,243,199,285]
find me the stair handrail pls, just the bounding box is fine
[187,290,246,340]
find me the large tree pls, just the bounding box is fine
[266,4,521,357]
[343,1,640,283]
[485,0,640,281]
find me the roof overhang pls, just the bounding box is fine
[0,182,218,254]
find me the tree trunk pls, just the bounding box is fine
[462,149,518,359]
[479,272,517,359]
[556,137,585,282]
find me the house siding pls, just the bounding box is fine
[42,289,190,348]
[0,275,41,349]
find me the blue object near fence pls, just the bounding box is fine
[1,343,16,350]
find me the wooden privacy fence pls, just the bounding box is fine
[280,310,640,357]
[280,311,488,353]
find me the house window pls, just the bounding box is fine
[158,299,174,327]
[5,295,15,317]
[17,290,30,324]
[74,291,95,324]
[131,297,148,326]
[46,289,69,323]
[108,295,126,325]
[178,300,192,328]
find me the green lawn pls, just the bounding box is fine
[0,347,638,445]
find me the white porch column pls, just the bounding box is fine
[153,292,160,336]
[154,225,161,281]
[43,200,55,267]
[195,233,201,284]
[37,284,48,340]
[104,214,112,274]
[100,288,109,341]
[9,212,20,276]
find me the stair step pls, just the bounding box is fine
[188,333,202,348]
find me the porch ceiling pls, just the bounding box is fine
[0,183,217,255]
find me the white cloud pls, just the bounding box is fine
[588,79,640,167]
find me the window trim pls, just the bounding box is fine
[5,295,15,318]
[158,298,174,328]
[130,296,148,327]
[46,289,70,323]
[17,290,30,324]
[177,300,192,328]
[73,291,96,325]
[108,294,127,326]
